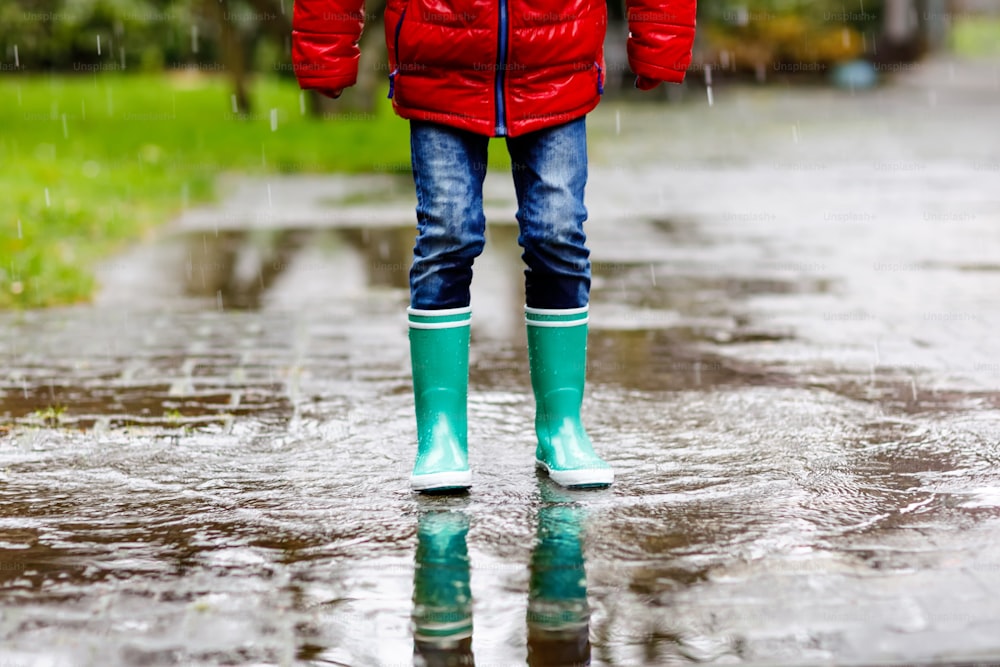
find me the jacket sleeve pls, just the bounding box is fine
[292,0,365,91]
[626,0,696,84]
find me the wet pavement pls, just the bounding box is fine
[3,56,1000,666]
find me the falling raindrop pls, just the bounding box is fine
[615,109,620,135]
[299,91,306,115]
[267,183,273,208]
[707,87,714,107]
[44,188,50,207]
[703,64,713,86]
[217,290,224,311]
[191,25,199,54]
[17,219,22,239]
[649,263,656,286]
[231,94,238,114]
[62,113,68,139]
[910,377,918,402]
[693,360,702,386]
[120,46,126,69]
[97,35,101,56]
[720,50,730,70]
[270,108,278,132]
[13,44,18,67]
[842,28,851,48]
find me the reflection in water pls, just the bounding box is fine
[527,483,591,667]
[412,511,475,667]
[182,226,420,308]
[412,483,592,667]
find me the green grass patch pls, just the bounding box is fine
[952,16,1000,57]
[0,73,414,308]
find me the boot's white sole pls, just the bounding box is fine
[410,469,472,492]
[536,460,614,488]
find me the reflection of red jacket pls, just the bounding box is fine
[292,0,696,137]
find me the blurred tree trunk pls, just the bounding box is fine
[204,0,292,115]
[880,0,925,62]
[204,0,252,113]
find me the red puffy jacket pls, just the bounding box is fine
[292,0,696,137]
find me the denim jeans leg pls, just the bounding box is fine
[505,116,590,310]
[409,120,490,310]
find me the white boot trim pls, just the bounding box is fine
[525,317,589,328]
[409,318,472,330]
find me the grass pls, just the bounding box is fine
[952,16,1000,57]
[0,73,414,308]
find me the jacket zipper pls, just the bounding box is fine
[388,6,408,99]
[494,0,509,135]
[595,61,604,95]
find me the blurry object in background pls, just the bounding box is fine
[830,58,879,90]
[690,0,995,86]
[876,0,927,63]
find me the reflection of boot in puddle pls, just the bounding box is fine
[527,484,591,667]
[412,511,475,667]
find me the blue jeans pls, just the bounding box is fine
[408,117,591,310]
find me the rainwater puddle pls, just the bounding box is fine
[4,181,1000,665]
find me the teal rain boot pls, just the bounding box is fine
[412,511,474,665]
[409,307,473,492]
[526,305,613,488]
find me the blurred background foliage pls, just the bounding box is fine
[2,1,977,82]
[698,0,883,74]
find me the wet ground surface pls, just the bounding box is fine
[3,57,1000,666]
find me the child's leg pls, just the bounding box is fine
[505,116,613,488]
[505,116,590,310]
[409,120,490,310]
[406,120,488,492]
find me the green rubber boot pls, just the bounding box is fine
[412,511,474,665]
[409,307,473,492]
[526,305,613,488]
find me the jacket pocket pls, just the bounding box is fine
[388,4,409,98]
